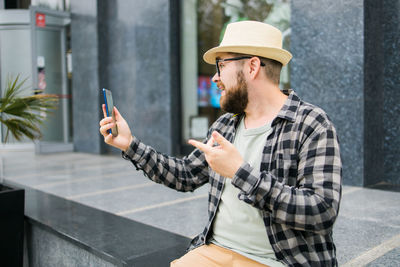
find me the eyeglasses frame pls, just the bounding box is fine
[215,56,266,76]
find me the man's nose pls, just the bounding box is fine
[212,72,219,83]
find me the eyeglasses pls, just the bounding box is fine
[215,56,265,76]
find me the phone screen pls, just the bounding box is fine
[102,88,118,136]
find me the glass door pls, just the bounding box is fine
[31,7,72,153]
[35,27,66,142]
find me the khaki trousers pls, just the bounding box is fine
[170,244,270,267]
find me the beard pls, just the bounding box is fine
[219,70,248,114]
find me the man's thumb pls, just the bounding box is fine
[113,107,122,120]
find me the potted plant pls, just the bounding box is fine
[0,74,58,267]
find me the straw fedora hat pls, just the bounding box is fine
[203,21,292,66]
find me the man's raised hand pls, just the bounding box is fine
[188,131,243,178]
[99,105,133,152]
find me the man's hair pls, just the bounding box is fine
[230,53,283,84]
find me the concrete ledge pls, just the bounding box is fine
[6,182,190,267]
[26,224,116,267]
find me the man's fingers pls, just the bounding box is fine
[104,133,113,143]
[99,117,113,126]
[188,139,211,153]
[212,131,229,147]
[99,121,114,136]
[102,104,108,118]
[99,125,107,136]
[206,136,215,147]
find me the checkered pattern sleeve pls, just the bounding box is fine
[232,119,342,235]
[122,134,210,192]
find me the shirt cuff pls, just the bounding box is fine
[121,135,146,163]
[231,162,262,195]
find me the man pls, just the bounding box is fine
[99,21,342,267]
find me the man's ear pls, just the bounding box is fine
[248,57,262,80]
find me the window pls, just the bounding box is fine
[180,0,290,146]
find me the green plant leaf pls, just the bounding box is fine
[0,74,59,142]
[0,118,40,142]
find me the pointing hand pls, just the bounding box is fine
[188,131,243,178]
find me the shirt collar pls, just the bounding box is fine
[273,89,301,124]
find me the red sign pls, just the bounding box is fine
[36,13,46,28]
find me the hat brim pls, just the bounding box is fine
[203,46,292,66]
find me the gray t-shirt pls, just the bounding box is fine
[211,117,285,267]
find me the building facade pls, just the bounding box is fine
[1,0,399,187]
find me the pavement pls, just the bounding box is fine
[1,149,399,266]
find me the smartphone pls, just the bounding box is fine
[102,88,118,137]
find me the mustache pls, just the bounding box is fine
[216,81,225,91]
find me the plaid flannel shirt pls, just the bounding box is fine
[122,89,342,267]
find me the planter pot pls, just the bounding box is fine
[0,184,25,267]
